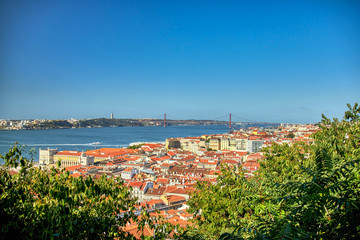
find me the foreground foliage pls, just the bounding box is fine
[0,146,172,239]
[186,103,360,239]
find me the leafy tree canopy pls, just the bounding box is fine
[185,103,360,240]
[128,144,144,149]
[0,145,172,239]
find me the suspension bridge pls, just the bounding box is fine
[154,113,280,129]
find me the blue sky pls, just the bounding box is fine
[1,0,359,123]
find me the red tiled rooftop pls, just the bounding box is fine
[156,178,169,183]
[167,151,176,157]
[65,165,82,171]
[128,181,143,188]
[85,148,129,158]
[166,195,186,203]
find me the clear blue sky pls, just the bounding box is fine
[1,0,359,123]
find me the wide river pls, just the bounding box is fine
[0,125,229,163]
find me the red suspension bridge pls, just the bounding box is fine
[158,113,280,129]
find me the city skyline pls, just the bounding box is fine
[1,0,359,123]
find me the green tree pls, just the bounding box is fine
[285,133,295,138]
[128,144,144,149]
[185,103,360,239]
[276,103,360,239]
[0,144,173,239]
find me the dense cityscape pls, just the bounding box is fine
[7,123,317,236]
[2,107,359,239]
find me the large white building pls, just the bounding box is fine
[121,167,136,180]
[39,148,94,168]
[247,140,264,153]
[127,181,153,202]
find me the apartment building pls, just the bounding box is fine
[209,138,221,151]
[247,140,264,153]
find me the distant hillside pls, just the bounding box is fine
[3,118,228,130]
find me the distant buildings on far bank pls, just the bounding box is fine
[0,118,229,130]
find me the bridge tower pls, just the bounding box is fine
[229,113,232,129]
[164,114,166,128]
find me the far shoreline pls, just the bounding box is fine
[0,123,232,131]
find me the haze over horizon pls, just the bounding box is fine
[1,0,359,123]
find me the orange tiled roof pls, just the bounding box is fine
[65,165,82,171]
[166,195,186,204]
[128,181,143,189]
[85,148,129,158]
[167,151,176,157]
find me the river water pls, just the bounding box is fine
[0,125,229,163]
